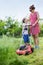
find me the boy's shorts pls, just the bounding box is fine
[23,34,30,43]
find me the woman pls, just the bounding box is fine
[29,5,40,49]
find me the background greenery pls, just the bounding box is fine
[0,17,43,37]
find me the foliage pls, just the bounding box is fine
[39,24,43,37]
[0,17,43,37]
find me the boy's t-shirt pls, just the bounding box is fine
[22,22,31,35]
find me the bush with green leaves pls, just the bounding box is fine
[0,17,43,37]
[39,24,43,37]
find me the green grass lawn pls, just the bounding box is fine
[0,35,43,65]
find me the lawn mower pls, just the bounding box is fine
[16,44,34,55]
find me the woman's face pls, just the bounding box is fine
[30,9,35,13]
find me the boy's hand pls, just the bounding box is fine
[32,23,35,27]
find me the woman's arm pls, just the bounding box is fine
[32,12,39,27]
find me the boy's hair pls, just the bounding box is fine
[22,18,26,23]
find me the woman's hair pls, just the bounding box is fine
[22,18,26,23]
[29,5,35,12]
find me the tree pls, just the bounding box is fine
[0,20,5,36]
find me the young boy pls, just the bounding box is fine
[19,18,31,50]
[22,18,31,45]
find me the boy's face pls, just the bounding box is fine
[25,19,28,23]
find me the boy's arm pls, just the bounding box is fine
[27,18,30,22]
[27,22,31,26]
